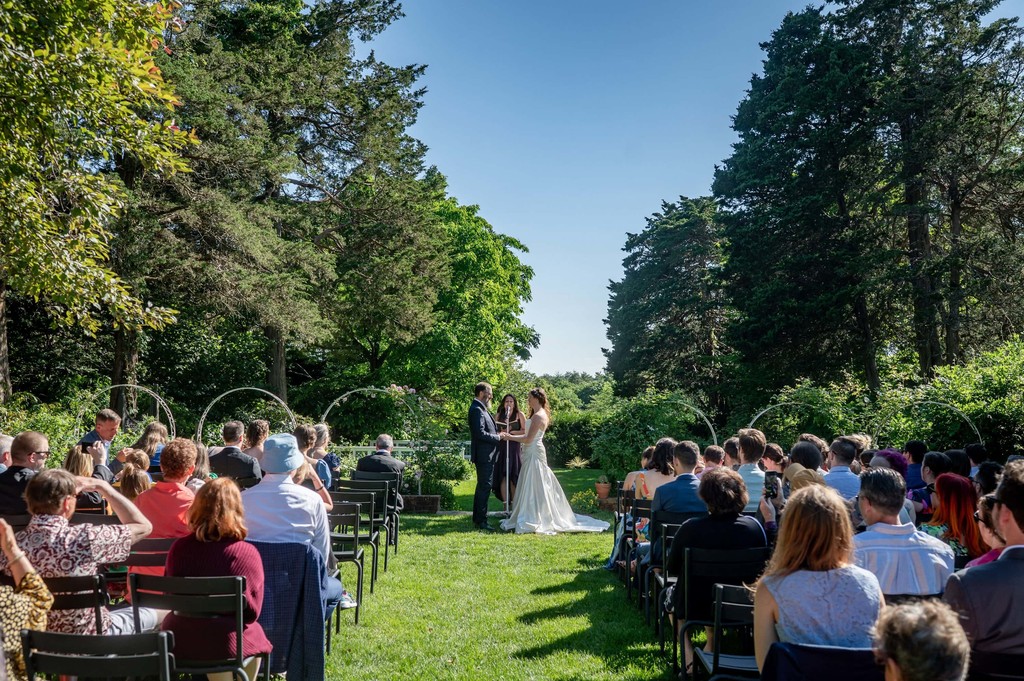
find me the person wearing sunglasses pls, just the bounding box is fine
[966,494,1006,568]
[0,431,50,515]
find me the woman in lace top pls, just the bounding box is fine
[753,485,884,672]
[0,518,53,681]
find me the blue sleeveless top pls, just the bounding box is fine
[763,564,882,647]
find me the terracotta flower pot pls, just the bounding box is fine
[595,482,612,499]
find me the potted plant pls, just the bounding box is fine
[595,474,612,499]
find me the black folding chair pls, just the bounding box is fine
[645,510,707,625]
[761,641,883,681]
[70,512,121,525]
[675,546,771,677]
[22,629,175,681]
[43,575,108,635]
[102,536,177,600]
[351,470,403,552]
[330,490,381,591]
[327,502,365,630]
[336,479,394,570]
[130,573,270,681]
[624,499,652,602]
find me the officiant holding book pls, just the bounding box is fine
[493,394,527,507]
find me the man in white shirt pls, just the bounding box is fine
[243,433,355,612]
[854,468,953,597]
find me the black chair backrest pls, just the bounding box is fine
[74,499,108,514]
[969,651,1024,680]
[235,476,262,490]
[761,641,884,681]
[43,575,109,635]
[330,491,377,526]
[351,470,402,501]
[130,574,245,669]
[0,514,31,533]
[713,583,754,625]
[336,480,390,516]
[114,537,178,568]
[328,503,362,551]
[617,485,635,515]
[21,629,174,680]
[659,523,683,566]
[651,509,707,543]
[685,546,771,581]
[70,512,121,525]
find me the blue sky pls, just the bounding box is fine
[366,1,1024,376]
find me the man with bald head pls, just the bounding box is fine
[0,431,50,515]
[0,434,13,474]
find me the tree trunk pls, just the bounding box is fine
[0,280,10,403]
[854,293,881,393]
[110,329,139,416]
[946,189,963,364]
[904,154,941,377]
[268,327,287,401]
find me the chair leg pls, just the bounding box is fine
[392,514,399,554]
[262,652,271,681]
[382,524,390,572]
[354,559,364,626]
[366,539,378,593]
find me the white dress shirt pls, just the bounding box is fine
[243,472,331,562]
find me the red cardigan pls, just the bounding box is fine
[162,535,272,660]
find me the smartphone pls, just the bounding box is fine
[764,471,782,499]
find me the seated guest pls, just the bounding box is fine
[699,445,725,478]
[356,434,407,511]
[973,461,1003,496]
[294,424,332,490]
[723,436,740,470]
[824,438,861,500]
[626,439,677,559]
[920,473,985,562]
[0,432,50,515]
[134,438,197,581]
[163,478,272,681]
[313,423,342,478]
[869,450,917,524]
[737,429,766,511]
[966,443,988,478]
[0,518,53,681]
[945,460,1024,656]
[77,408,122,471]
[209,421,262,484]
[116,449,153,502]
[242,434,356,613]
[0,434,12,474]
[622,446,655,492]
[666,468,767,668]
[945,449,972,479]
[909,451,953,521]
[763,443,786,474]
[187,443,216,493]
[243,419,270,465]
[129,421,168,468]
[967,494,1005,568]
[0,469,159,634]
[782,440,826,494]
[872,600,970,681]
[648,441,707,568]
[753,485,884,671]
[904,440,929,490]
[854,468,954,596]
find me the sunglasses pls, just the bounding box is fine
[31,450,51,458]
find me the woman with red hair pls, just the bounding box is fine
[919,473,986,562]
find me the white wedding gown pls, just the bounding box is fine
[500,418,610,535]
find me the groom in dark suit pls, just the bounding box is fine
[468,381,501,531]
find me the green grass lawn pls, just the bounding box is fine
[327,470,668,680]
[452,467,604,514]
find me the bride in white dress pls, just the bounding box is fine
[499,388,609,535]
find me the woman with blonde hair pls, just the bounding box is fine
[131,421,169,463]
[117,449,152,502]
[243,420,270,463]
[753,485,884,671]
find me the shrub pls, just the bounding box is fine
[544,410,600,467]
[400,443,472,510]
[569,488,598,514]
[591,390,706,480]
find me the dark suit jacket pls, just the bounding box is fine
[0,465,35,515]
[468,399,500,464]
[209,446,262,482]
[945,546,1024,653]
[664,513,768,619]
[650,474,707,551]
[356,452,406,511]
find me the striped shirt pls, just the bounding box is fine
[854,521,955,596]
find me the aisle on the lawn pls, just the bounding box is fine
[326,471,668,680]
